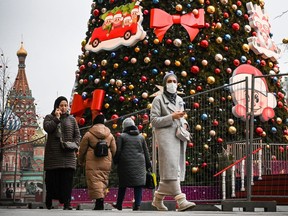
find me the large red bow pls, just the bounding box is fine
[150,8,205,42]
[70,89,105,120]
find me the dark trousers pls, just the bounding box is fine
[116,186,143,207]
[45,168,74,205]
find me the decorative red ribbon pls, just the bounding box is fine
[150,8,205,42]
[70,89,105,119]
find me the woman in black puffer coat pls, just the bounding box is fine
[43,96,81,210]
[113,117,151,211]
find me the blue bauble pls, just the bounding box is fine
[111,52,116,58]
[201,113,208,121]
[152,68,158,75]
[122,70,128,76]
[88,75,94,81]
[92,63,97,69]
[271,127,277,133]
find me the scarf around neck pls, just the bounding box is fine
[164,90,176,105]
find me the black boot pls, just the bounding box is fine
[94,198,104,210]
[45,196,52,210]
[112,202,122,210]
[63,201,73,210]
[133,203,140,211]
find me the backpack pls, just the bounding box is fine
[89,131,109,157]
[94,139,108,157]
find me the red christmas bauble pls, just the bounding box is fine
[78,118,85,126]
[187,142,194,148]
[193,102,200,109]
[255,127,263,135]
[214,68,221,74]
[111,114,119,120]
[200,40,209,48]
[138,125,143,131]
[232,23,240,31]
[190,66,200,74]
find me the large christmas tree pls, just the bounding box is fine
[71,0,288,185]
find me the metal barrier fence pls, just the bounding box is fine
[2,75,288,206]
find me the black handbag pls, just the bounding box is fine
[58,123,78,151]
[145,170,157,189]
[61,141,78,151]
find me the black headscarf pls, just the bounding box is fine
[51,96,68,114]
[93,114,105,125]
[163,72,178,105]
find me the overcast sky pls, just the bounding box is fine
[0,0,287,124]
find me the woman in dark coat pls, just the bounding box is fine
[43,96,81,210]
[113,117,151,211]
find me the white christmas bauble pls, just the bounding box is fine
[94,78,100,84]
[220,0,228,4]
[215,54,223,62]
[244,25,251,33]
[173,38,182,47]
[110,79,115,85]
[165,59,171,66]
[116,80,123,87]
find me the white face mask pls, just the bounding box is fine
[166,83,177,94]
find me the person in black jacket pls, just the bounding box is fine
[113,117,151,211]
[43,96,81,210]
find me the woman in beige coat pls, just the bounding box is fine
[150,72,196,211]
[78,114,116,210]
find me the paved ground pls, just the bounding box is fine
[1,207,288,216]
[0,205,288,216]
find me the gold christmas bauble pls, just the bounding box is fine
[203,144,209,150]
[195,124,202,131]
[135,47,140,52]
[190,89,196,95]
[216,37,223,44]
[242,44,250,52]
[207,76,215,84]
[101,59,107,66]
[175,4,183,12]
[144,57,151,63]
[207,6,215,14]
[112,123,118,129]
[228,126,237,134]
[153,39,160,44]
[175,60,181,67]
[192,167,199,173]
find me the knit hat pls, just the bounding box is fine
[52,96,68,114]
[163,72,177,86]
[122,117,135,129]
[93,114,105,125]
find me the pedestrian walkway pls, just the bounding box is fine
[1,205,288,216]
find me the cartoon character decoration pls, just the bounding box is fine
[246,2,281,62]
[229,64,277,122]
[85,1,146,53]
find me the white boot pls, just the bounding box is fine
[174,193,196,211]
[152,191,168,211]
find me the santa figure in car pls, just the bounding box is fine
[112,11,124,30]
